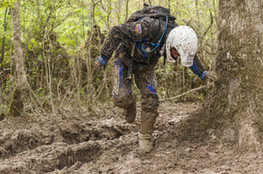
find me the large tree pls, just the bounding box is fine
[177,0,263,151]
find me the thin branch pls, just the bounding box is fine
[201,9,214,39]
[159,84,212,102]
[148,0,152,6]
[182,19,194,28]
[125,0,129,21]
[0,68,10,75]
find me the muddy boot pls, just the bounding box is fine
[124,102,136,123]
[139,111,158,152]
[139,133,153,153]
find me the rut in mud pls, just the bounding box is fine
[0,102,263,174]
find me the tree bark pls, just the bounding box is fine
[12,0,29,89]
[9,0,30,116]
[176,0,263,151]
[0,8,8,68]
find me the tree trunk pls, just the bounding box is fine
[176,0,263,151]
[0,8,9,68]
[9,0,30,116]
[12,1,28,89]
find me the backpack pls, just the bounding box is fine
[126,4,176,60]
[125,4,176,23]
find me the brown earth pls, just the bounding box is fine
[0,102,262,174]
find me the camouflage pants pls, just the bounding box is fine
[112,59,159,135]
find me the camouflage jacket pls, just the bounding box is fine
[100,11,205,75]
[101,16,177,67]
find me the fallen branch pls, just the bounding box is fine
[160,84,211,102]
[0,68,10,75]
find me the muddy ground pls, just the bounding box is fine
[0,102,262,174]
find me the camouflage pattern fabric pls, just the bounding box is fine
[112,59,136,108]
[134,69,159,135]
[112,56,159,135]
[101,17,177,65]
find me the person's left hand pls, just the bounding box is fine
[206,71,218,81]
[201,71,218,82]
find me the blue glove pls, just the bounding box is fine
[200,71,218,81]
[97,56,108,66]
[200,71,209,80]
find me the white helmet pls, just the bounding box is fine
[166,26,198,67]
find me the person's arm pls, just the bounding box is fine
[189,55,218,81]
[189,55,207,80]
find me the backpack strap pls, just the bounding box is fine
[141,15,169,53]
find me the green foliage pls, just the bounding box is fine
[0,0,17,9]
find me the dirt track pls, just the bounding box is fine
[0,102,263,174]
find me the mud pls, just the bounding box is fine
[0,102,262,174]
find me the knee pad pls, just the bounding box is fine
[141,93,159,112]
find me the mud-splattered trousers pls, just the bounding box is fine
[112,58,159,135]
[100,17,205,136]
